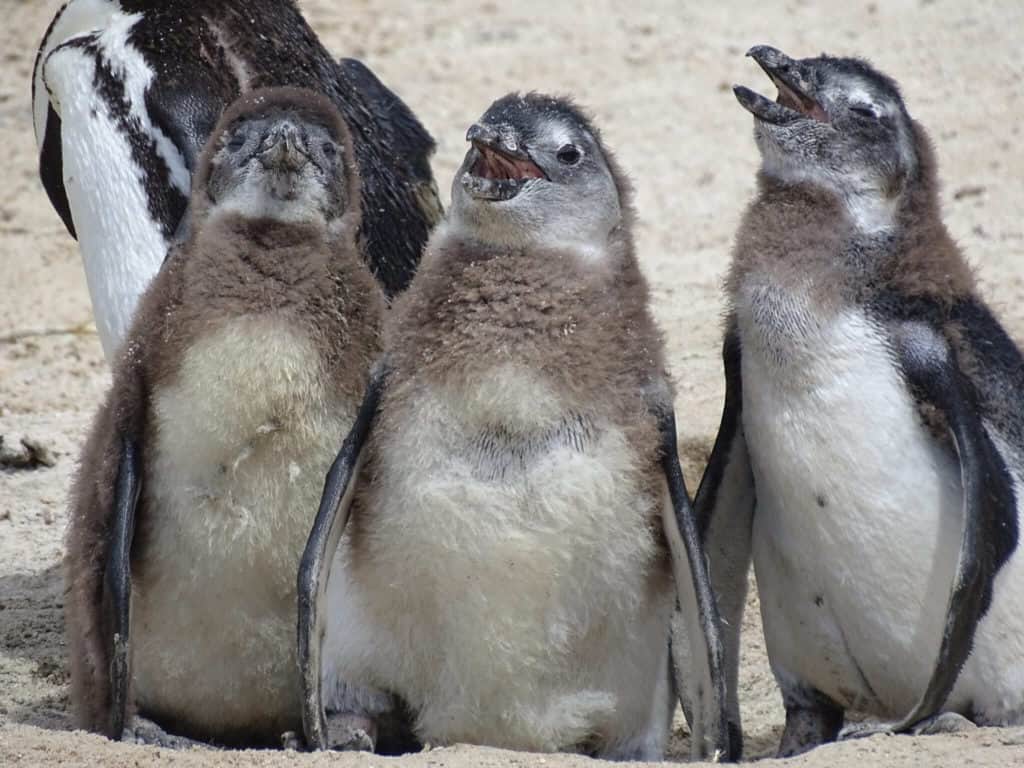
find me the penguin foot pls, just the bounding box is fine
[280,731,303,750]
[910,712,977,735]
[325,711,376,752]
[778,700,843,757]
[838,721,891,741]
[122,716,209,749]
[998,727,1024,746]
[839,711,977,741]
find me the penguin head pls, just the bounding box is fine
[734,46,920,225]
[449,92,627,257]
[198,87,358,230]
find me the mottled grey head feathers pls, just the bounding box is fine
[448,92,632,260]
[192,87,360,231]
[735,46,922,232]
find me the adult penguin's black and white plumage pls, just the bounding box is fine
[65,87,385,747]
[33,0,441,360]
[295,93,733,761]
[699,45,1024,757]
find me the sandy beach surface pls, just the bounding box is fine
[2,0,1023,765]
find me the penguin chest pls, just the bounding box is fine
[132,317,353,738]
[326,366,673,750]
[42,15,187,357]
[739,303,964,715]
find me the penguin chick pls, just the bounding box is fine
[701,46,1023,757]
[65,86,385,747]
[297,93,732,761]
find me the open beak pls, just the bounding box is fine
[461,123,546,202]
[733,45,830,125]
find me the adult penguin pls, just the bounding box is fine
[33,0,440,359]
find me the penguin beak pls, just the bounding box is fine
[466,123,546,182]
[461,122,546,202]
[734,45,830,125]
[259,120,309,172]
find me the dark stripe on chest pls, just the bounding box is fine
[82,38,188,240]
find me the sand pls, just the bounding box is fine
[2,0,1022,765]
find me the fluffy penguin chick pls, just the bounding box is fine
[700,46,1024,757]
[310,93,729,761]
[65,87,383,746]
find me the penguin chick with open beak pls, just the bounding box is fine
[297,93,733,760]
[700,46,1024,757]
[65,87,395,748]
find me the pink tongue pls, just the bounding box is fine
[776,83,829,123]
[512,157,544,179]
[474,148,544,180]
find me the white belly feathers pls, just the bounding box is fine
[322,365,673,755]
[740,293,1024,719]
[40,6,189,359]
[131,317,352,732]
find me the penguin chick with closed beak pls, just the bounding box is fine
[699,46,1024,757]
[297,93,733,761]
[65,87,389,748]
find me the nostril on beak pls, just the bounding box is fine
[466,123,499,145]
[281,121,302,147]
[747,45,788,69]
[267,121,301,148]
[497,126,520,155]
[260,121,309,170]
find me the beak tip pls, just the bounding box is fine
[466,122,490,143]
[747,44,787,67]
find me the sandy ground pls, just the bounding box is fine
[2,0,1023,765]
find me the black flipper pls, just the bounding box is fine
[650,389,732,761]
[38,105,76,239]
[692,320,755,760]
[336,58,437,188]
[33,2,76,240]
[298,362,390,750]
[107,435,141,739]
[889,319,1016,731]
[335,57,442,295]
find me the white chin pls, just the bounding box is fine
[215,185,325,224]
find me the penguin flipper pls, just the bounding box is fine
[691,320,753,760]
[298,361,390,751]
[648,391,732,762]
[889,320,1016,732]
[37,104,75,239]
[336,57,438,191]
[335,57,443,295]
[107,435,142,740]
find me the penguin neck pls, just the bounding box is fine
[427,224,631,285]
[390,227,656,388]
[180,213,342,306]
[734,173,975,307]
[210,212,329,250]
[758,172,901,235]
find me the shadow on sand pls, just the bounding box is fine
[0,561,72,730]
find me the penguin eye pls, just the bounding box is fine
[556,144,582,165]
[849,104,879,120]
[226,132,247,151]
[322,142,337,158]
